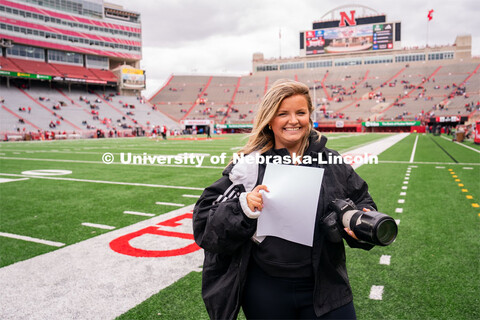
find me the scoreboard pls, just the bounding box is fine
[372,23,394,50]
[300,11,400,56]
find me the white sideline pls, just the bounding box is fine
[440,136,480,154]
[410,135,419,163]
[344,133,410,169]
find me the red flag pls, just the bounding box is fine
[427,9,434,21]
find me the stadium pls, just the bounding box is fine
[0,1,479,319]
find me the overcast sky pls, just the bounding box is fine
[111,0,480,98]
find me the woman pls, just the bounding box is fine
[193,79,377,319]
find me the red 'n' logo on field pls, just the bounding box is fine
[109,212,200,257]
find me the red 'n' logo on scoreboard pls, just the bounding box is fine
[339,10,357,27]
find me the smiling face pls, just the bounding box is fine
[269,94,310,154]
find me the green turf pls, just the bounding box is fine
[116,271,210,320]
[1,133,479,319]
[350,163,480,320]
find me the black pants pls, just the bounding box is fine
[242,261,356,319]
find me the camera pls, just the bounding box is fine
[322,199,398,246]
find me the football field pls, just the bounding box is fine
[0,133,479,319]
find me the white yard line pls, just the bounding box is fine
[155,202,185,207]
[380,160,480,165]
[182,194,201,198]
[123,211,156,217]
[0,157,224,169]
[81,223,116,230]
[379,255,391,265]
[369,285,384,300]
[0,178,30,184]
[0,173,204,191]
[0,232,65,247]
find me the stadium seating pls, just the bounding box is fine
[1,57,118,84]
[146,59,479,127]
[89,69,118,83]
[0,57,23,73]
[50,63,100,81]
[8,58,62,77]
[1,59,479,136]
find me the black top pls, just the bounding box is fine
[251,147,315,278]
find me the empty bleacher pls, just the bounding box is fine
[51,63,100,81]
[89,69,118,83]
[2,58,479,137]
[148,59,479,126]
[0,57,118,84]
[0,57,22,73]
[8,58,62,77]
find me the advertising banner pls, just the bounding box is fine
[305,23,394,55]
[121,68,145,89]
[363,121,421,127]
[0,70,52,80]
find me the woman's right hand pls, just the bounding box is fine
[246,185,269,212]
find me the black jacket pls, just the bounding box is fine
[193,132,377,319]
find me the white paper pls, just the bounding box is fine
[256,163,324,247]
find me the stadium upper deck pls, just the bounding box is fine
[0,0,144,95]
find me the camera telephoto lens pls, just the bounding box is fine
[375,218,398,246]
[328,199,398,247]
[341,209,398,246]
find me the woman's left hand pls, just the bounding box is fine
[344,207,370,240]
[344,228,359,240]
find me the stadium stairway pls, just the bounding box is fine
[1,105,40,133]
[220,77,242,124]
[181,76,213,120]
[149,75,213,121]
[1,86,78,132]
[380,66,443,118]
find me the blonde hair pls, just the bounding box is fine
[237,79,317,156]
